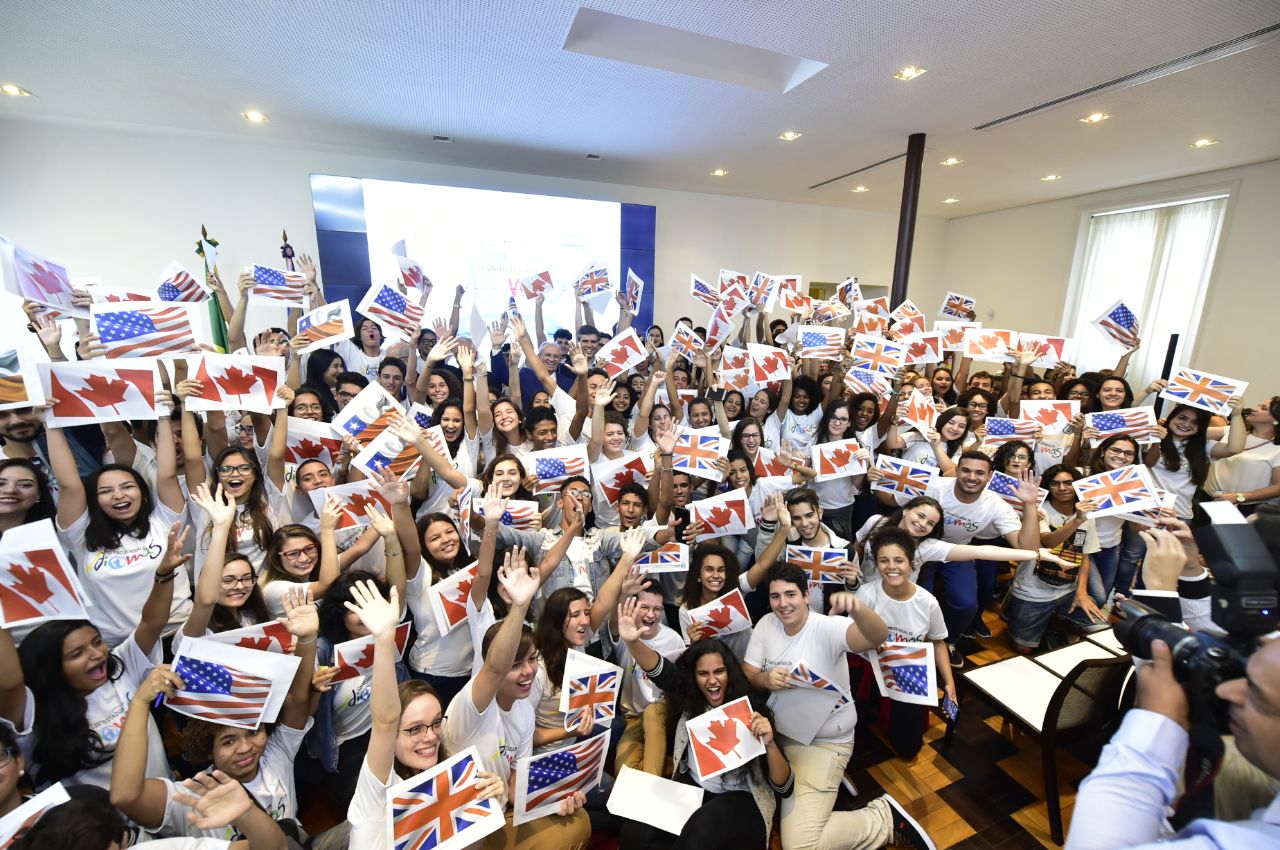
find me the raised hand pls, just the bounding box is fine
[297,253,318,285]
[321,497,343,532]
[498,549,539,608]
[615,596,643,643]
[173,771,255,831]
[619,527,647,559]
[175,378,205,400]
[427,336,459,366]
[364,503,395,538]
[619,565,649,599]
[279,585,319,641]
[750,712,775,747]
[1014,467,1041,506]
[373,466,410,505]
[134,664,184,705]
[481,479,508,522]
[161,523,193,575]
[594,379,617,409]
[569,342,589,375]
[343,579,401,640]
[192,483,235,529]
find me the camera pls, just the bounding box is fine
[1114,520,1279,730]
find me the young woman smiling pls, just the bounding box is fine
[181,484,272,637]
[0,458,54,542]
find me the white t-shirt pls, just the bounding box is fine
[347,758,396,850]
[240,720,312,821]
[855,582,947,643]
[443,680,536,798]
[466,596,499,678]
[334,339,388,382]
[404,562,475,676]
[415,435,481,518]
[745,611,856,744]
[1207,435,1280,503]
[190,478,292,573]
[59,504,194,647]
[781,409,823,450]
[853,516,955,583]
[332,667,374,745]
[4,633,168,790]
[616,625,685,717]
[924,479,1021,544]
[1148,439,1196,518]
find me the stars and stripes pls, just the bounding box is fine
[850,334,906,375]
[785,545,847,584]
[1161,367,1245,415]
[523,733,608,810]
[251,265,307,304]
[168,657,272,726]
[391,752,497,850]
[689,274,719,308]
[496,501,539,529]
[94,305,195,358]
[878,643,931,696]
[1087,408,1155,443]
[1095,300,1140,346]
[363,284,425,338]
[798,327,846,360]
[1073,465,1158,513]
[982,417,1038,446]
[843,367,890,397]
[156,262,209,302]
[530,448,589,495]
[985,470,1045,510]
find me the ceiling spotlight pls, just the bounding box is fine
[1040,174,1063,182]
[893,65,927,81]
[939,157,963,166]
[777,130,803,141]
[241,110,270,123]
[710,168,729,177]
[1,83,32,97]
[941,198,959,204]
[585,153,602,160]
[432,135,453,143]
[1190,138,1219,148]
[851,185,870,193]
[1079,112,1110,124]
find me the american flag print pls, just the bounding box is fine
[785,545,848,584]
[93,305,197,358]
[1095,299,1140,346]
[251,265,307,305]
[297,301,352,351]
[872,457,936,499]
[939,291,976,319]
[168,656,273,727]
[798,326,846,360]
[362,284,425,339]
[673,432,726,479]
[986,471,1045,510]
[516,730,609,823]
[564,671,618,726]
[873,642,935,705]
[576,264,611,299]
[983,417,1038,446]
[530,448,588,495]
[1086,408,1155,445]
[1073,465,1159,517]
[850,334,906,375]
[689,274,719,308]
[1161,367,1246,416]
[390,749,501,850]
[495,501,539,529]
[155,261,209,302]
[843,367,890,398]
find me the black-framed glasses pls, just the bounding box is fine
[281,544,319,561]
[220,575,255,588]
[216,463,254,475]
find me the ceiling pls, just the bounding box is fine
[2,0,1278,217]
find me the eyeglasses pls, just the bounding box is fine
[293,403,324,413]
[565,490,592,502]
[1067,390,1090,398]
[400,718,446,739]
[216,464,254,475]
[220,575,255,588]
[0,749,13,769]
[281,544,318,561]
[1106,447,1136,459]
[966,402,989,411]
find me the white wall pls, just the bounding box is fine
[0,117,948,341]
[929,158,1280,393]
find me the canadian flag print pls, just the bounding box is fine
[686,695,766,781]
[687,588,751,637]
[41,361,158,425]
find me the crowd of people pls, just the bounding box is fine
[1,254,1278,850]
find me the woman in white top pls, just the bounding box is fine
[808,398,870,539]
[771,374,824,451]
[181,484,273,638]
[0,523,186,790]
[343,580,504,850]
[1206,396,1280,509]
[1143,400,1245,518]
[676,542,766,659]
[257,509,342,617]
[46,413,192,648]
[334,318,390,382]
[886,407,969,475]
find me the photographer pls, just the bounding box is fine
[1068,511,1280,850]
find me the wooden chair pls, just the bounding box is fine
[959,653,1132,844]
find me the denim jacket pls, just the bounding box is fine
[305,634,410,772]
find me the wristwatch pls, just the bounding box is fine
[1236,493,1247,504]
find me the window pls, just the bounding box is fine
[1067,194,1228,383]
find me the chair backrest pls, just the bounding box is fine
[1043,654,1132,737]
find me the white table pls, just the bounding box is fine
[1033,640,1122,677]
[962,655,1064,732]
[1084,628,1125,654]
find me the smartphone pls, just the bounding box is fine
[705,387,727,402]
[941,695,959,724]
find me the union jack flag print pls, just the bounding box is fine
[389,748,502,850]
[1094,299,1140,346]
[850,334,906,375]
[92,304,197,358]
[785,545,848,584]
[564,671,619,726]
[671,322,703,359]
[939,291,976,319]
[872,642,936,705]
[983,417,1038,446]
[673,431,727,480]
[798,326,846,360]
[634,542,688,573]
[514,729,609,825]
[250,264,307,305]
[788,660,851,707]
[155,261,210,302]
[745,272,776,308]
[872,456,937,500]
[576,264,610,299]
[1086,408,1155,446]
[1073,464,1160,517]
[168,656,273,728]
[1160,366,1246,416]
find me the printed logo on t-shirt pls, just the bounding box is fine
[88,542,162,573]
[943,513,982,535]
[91,704,128,749]
[343,675,373,709]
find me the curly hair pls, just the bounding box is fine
[683,542,741,608]
[667,639,770,725]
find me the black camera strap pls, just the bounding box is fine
[1183,720,1226,796]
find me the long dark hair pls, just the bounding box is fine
[683,543,740,607]
[855,495,944,564]
[1159,404,1213,485]
[815,398,855,445]
[668,639,768,723]
[431,398,465,456]
[533,587,589,689]
[82,464,154,551]
[488,398,526,456]
[291,385,336,422]
[480,454,534,501]
[933,407,971,456]
[18,621,123,787]
[305,349,345,391]
[207,553,272,633]
[261,524,322,586]
[931,366,958,405]
[0,457,55,529]
[730,415,765,455]
[1089,434,1142,476]
[209,446,275,554]
[418,513,471,582]
[319,570,388,644]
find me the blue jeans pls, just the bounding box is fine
[920,560,978,643]
[1090,544,1119,603]
[1114,524,1146,595]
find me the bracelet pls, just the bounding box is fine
[384,550,403,557]
[154,569,178,584]
[659,451,673,457]
[295,635,317,646]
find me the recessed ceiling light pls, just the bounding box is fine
[893,65,927,81]
[1,83,32,97]
[942,198,959,204]
[777,130,803,141]
[432,134,453,143]
[1041,174,1063,182]
[939,157,963,166]
[851,185,870,193]
[585,153,602,160]
[1079,112,1110,124]
[241,110,270,124]
[1190,138,1219,148]
[710,168,729,177]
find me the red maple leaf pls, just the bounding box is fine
[828,447,852,469]
[1032,407,1064,426]
[704,506,734,529]
[725,353,748,370]
[703,605,736,633]
[608,345,632,366]
[76,373,131,413]
[346,491,389,517]
[705,718,742,756]
[213,366,260,401]
[907,341,930,359]
[333,644,376,681]
[438,577,475,626]
[8,562,54,604]
[237,636,275,651]
[292,438,328,460]
[760,354,785,375]
[976,334,1000,351]
[943,328,965,345]
[27,261,67,296]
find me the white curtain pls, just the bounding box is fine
[1070,196,1226,385]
